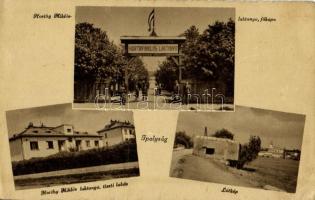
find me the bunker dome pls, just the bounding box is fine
[193,136,240,163]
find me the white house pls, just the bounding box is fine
[9,120,136,162]
[9,123,103,161]
[97,120,136,147]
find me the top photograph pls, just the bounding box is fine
[73,7,235,111]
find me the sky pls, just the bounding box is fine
[6,103,133,137]
[75,7,235,71]
[176,106,306,150]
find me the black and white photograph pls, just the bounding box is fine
[170,106,305,193]
[73,7,235,111]
[6,103,139,190]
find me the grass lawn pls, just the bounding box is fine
[244,157,300,193]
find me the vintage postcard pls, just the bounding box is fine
[73,7,235,111]
[170,106,306,193]
[6,103,139,190]
[0,1,315,200]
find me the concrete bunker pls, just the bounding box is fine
[193,136,240,162]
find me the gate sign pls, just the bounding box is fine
[128,44,178,54]
[120,36,186,56]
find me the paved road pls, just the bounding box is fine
[14,161,139,180]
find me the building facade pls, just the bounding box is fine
[9,120,136,161]
[193,136,240,161]
[9,123,103,161]
[97,120,136,147]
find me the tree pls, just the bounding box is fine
[212,129,234,140]
[74,22,149,100]
[75,23,124,83]
[154,20,235,97]
[174,131,193,148]
[199,19,235,96]
[237,136,261,169]
[126,57,149,92]
[155,58,178,92]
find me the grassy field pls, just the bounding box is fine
[15,168,139,190]
[243,157,300,193]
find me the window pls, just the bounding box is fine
[30,141,39,150]
[32,130,38,133]
[106,141,108,147]
[67,128,72,133]
[104,133,107,138]
[86,140,90,147]
[45,130,51,133]
[94,141,99,147]
[206,148,215,155]
[58,140,65,151]
[47,141,54,149]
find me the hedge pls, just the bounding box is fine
[12,140,138,176]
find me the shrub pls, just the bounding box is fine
[12,140,138,176]
[237,136,261,169]
[174,131,193,148]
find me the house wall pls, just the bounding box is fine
[10,138,24,162]
[99,128,124,147]
[13,136,102,161]
[73,137,102,150]
[21,137,66,160]
[121,127,135,141]
[193,136,239,161]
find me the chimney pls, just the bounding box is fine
[204,126,208,136]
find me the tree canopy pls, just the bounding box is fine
[155,20,235,96]
[212,129,234,140]
[74,22,149,92]
[237,136,261,169]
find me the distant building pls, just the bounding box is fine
[193,136,240,162]
[283,149,301,160]
[258,143,284,158]
[97,120,136,147]
[9,123,102,161]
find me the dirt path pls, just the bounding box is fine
[169,148,193,175]
[170,149,254,188]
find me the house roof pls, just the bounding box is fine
[97,120,134,133]
[9,123,101,141]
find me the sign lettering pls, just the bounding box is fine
[128,44,178,54]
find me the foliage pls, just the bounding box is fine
[75,23,123,82]
[237,136,261,169]
[74,23,149,91]
[155,58,178,92]
[212,129,234,140]
[155,20,235,97]
[12,140,138,176]
[127,57,149,92]
[174,131,193,148]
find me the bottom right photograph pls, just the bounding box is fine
[169,105,306,193]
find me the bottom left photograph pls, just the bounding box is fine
[6,103,139,190]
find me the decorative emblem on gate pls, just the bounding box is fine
[147,9,157,36]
